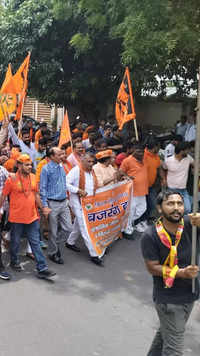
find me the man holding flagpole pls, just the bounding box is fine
[141,190,200,356]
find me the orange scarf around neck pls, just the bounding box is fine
[79,167,98,195]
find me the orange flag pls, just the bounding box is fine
[115,67,136,130]
[11,52,31,94]
[59,110,72,147]
[1,64,13,92]
[0,64,17,121]
[13,53,31,120]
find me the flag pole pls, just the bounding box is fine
[133,118,139,141]
[17,95,25,138]
[126,67,139,141]
[191,65,200,293]
[17,51,31,137]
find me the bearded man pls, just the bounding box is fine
[141,190,200,356]
[0,154,55,279]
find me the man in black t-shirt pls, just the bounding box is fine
[141,190,200,356]
[104,125,123,154]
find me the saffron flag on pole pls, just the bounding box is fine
[0,64,17,121]
[59,110,72,147]
[9,52,31,94]
[1,64,13,92]
[115,67,136,130]
[0,53,31,121]
[13,52,31,121]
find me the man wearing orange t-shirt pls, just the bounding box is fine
[120,143,148,236]
[144,140,161,220]
[34,122,48,150]
[0,154,55,279]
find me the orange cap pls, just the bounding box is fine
[17,154,32,164]
[10,148,21,160]
[95,149,113,160]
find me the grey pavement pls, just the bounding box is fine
[0,235,200,356]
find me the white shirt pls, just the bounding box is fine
[185,124,196,142]
[8,123,37,168]
[176,123,188,138]
[66,166,94,212]
[82,139,91,150]
[163,154,193,189]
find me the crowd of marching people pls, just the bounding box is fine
[0,112,197,281]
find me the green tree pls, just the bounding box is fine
[53,0,200,95]
[0,0,199,121]
[0,0,122,119]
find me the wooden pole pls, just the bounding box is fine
[133,118,139,141]
[191,65,200,293]
[17,94,25,138]
[126,67,139,141]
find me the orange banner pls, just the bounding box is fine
[115,67,136,130]
[81,181,133,256]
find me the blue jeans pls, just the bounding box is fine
[168,188,191,214]
[10,220,48,272]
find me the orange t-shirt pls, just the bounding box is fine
[120,155,148,196]
[35,158,48,184]
[82,125,94,140]
[29,128,34,142]
[3,173,38,224]
[144,148,161,187]
[34,129,42,149]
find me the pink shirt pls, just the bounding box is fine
[164,155,193,189]
[67,153,80,167]
[93,162,116,188]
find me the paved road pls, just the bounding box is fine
[1,235,200,356]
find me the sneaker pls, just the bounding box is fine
[65,242,81,252]
[40,241,47,249]
[10,263,23,272]
[0,270,11,280]
[122,232,136,240]
[37,269,56,279]
[90,256,103,266]
[135,222,146,233]
[141,220,149,229]
[26,252,35,260]
[49,254,64,264]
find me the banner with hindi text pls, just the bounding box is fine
[81,181,133,256]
